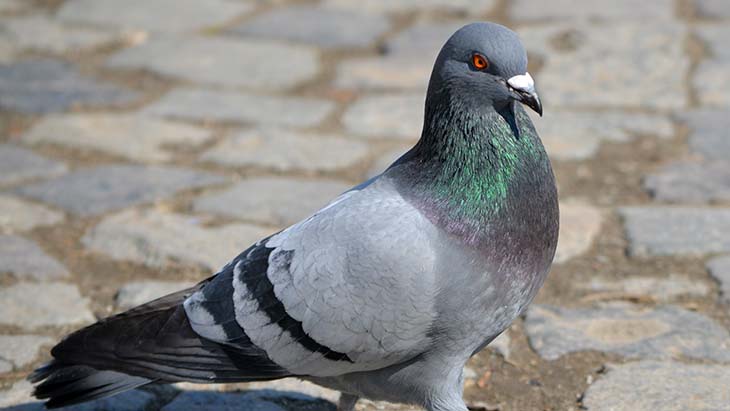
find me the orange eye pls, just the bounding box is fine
[472,54,489,70]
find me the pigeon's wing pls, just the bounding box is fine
[185,177,441,377]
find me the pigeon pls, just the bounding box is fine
[30,22,558,411]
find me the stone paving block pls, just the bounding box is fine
[116,280,197,309]
[335,55,430,90]
[0,195,64,232]
[620,206,730,256]
[57,0,253,33]
[342,93,424,140]
[694,60,730,107]
[84,209,271,271]
[0,59,139,114]
[706,255,730,303]
[530,110,673,160]
[200,128,370,172]
[0,37,13,62]
[161,391,286,411]
[367,145,410,178]
[0,15,121,54]
[695,0,730,18]
[580,274,710,302]
[385,21,466,61]
[554,199,603,264]
[16,165,225,216]
[644,161,730,203]
[583,361,730,411]
[520,23,687,110]
[239,379,339,403]
[0,335,53,369]
[0,380,156,411]
[0,145,67,186]
[107,36,319,90]
[231,5,390,49]
[324,0,496,15]
[0,0,24,13]
[0,235,69,280]
[23,113,213,163]
[0,282,94,330]
[510,0,674,21]
[145,88,335,127]
[336,21,470,92]
[525,303,730,361]
[694,25,730,107]
[193,177,351,227]
[683,109,730,160]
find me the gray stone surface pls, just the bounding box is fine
[554,199,603,264]
[0,59,139,114]
[23,113,213,163]
[342,93,424,140]
[644,161,730,203]
[367,145,409,178]
[116,280,196,309]
[0,235,69,280]
[530,110,673,160]
[145,88,335,127]
[92,209,266,268]
[0,335,53,369]
[200,128,370,172]
[707,255,730,303]
[337,20,464,91]
[58,0,253,33]
[0,0,24,13]
[693,25,730,107]
[16,165,225,216]
[0,195,64,232]
[525,303,730,361]
[231,5,390,49]
[580,274,710,302]
[510,0,674,21]
[239,379,339,403]
[521,23,687,110]
[324,0,496,14]
[0,145,67,186]
[0,15,121,54]
[386,21,466,61]
[0,282,94,329]
[583,361,730,411]
[0,359,10,373]
[84,209,270,271]
[335,55,430,90]
[620,206,730,256]
[683,109,730,161]
[193,177,350,227]
[0,380,156,411]
[161,391,287,411]
[695,0,730,18]
[107,36,319,90]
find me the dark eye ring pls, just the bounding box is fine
[471,53,489,70]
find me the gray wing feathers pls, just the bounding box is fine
[185,177,440,377]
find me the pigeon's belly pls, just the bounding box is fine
[430,223,554,356]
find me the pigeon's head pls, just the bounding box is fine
[428,22,542,116]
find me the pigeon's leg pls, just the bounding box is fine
[337,393,359,411]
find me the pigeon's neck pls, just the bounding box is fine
[395,93,555,244]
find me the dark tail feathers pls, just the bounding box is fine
[29,280,289,408]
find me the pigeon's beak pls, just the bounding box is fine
[507,72,542,117]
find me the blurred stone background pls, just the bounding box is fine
[1,0,729,410]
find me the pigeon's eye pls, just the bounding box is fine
[471,54,489,70]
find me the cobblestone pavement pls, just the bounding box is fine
[1,1,729,410]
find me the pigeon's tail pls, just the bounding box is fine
[29,280,290,408]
